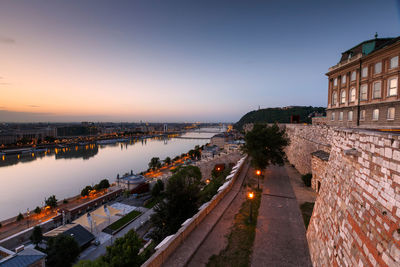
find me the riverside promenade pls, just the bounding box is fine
[161,160,251,266]
[251,165,312,267]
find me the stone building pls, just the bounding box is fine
[327,35,400,128]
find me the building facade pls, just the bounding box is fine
[327,36,400,128]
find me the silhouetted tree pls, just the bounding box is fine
[30,226,43,246]
[45,195,58,208]
[46,234,80,267]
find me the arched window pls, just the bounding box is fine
[340,90,346,104]
[332,92,337,105]
[350,88,356,102]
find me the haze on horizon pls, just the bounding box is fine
[1,0,399,123]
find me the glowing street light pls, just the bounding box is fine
[256,170,261,190]
[206,179,210,184]
[247,192,254,223]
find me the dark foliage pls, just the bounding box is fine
[46,234,80,267]
[235,106,326,130]
[241,123,289,170]
[45,195,58,208]
[30,226,43,246]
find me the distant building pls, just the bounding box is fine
[43,223,95,250]
[201,145,219,159]
[0,245,45,267]
[117,174,149,193]
[210,133,234,149]
[327,35,400,128]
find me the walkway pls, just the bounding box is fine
[251,165,312,267]
[162,160,250,267]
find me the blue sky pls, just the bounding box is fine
[0,0,399,122]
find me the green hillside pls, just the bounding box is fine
[235,106,326,130]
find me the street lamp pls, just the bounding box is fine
[256,170,261,190]
[247,192,254,223]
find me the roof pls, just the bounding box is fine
[339,37,400,63]
[0,248,45,267]
[44,223,95,248]
[119,174,146,184]
[311,150,330,161]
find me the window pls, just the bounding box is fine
[387,107,395,120]
[351,71,356,81]
[342,75,346,84]
[332,92,337,105]
[339,112,343,121]
[388,77,398,96]
[348,111,353,121]
[390,56,399,69]
[372,109,379,121]
[374,62,382,74]
[340,90,346,104]
[360,84,368,100]
[350,88,356,102]
[333,78,338,86]
[373,81,381,99]
[360,110,366,120]
[362,67,368,78]
[331,112,335,121]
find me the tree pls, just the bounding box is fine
[46,234,80,267]
[150,166,202,243]
[34,206,41,214]
[30,226,43,246]
[45,195,58,208]
[16,213,24,221]
[81,186,93,197]
[151,180,164,198]
[164,157,171,165]
[98,179,110,189]
[148,157,161,170]
[241,123,289,170]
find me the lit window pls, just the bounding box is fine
[348,111,353,121]
[350,88,356,102]
[351,71,356,81]
[362,67,368,78]
[342,75,346,84]
[333,78,338,86]
[387,107,395,120]
[332,92,337,105]
[360,84,368,100]
[360,110,366,120]
[331,112,335,121]
[388,77,398,96]
[339,112,343,121]
[372,109,379,121]
[390,56,399,69]
[340,90,346,104]
[373,81,381,99]
[374,62,382,74]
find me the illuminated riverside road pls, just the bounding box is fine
[0,129,222,221]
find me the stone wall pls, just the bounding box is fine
[310,151,329,193]
[284,124,332,175]
[285,124,400,266]
[306,128,400,266]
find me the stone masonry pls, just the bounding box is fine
[285,125,400,266]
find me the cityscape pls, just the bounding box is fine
[0,1,399,267]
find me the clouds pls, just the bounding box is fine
[27,105,40,108]
[0,36,15,44]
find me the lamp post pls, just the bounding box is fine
[247,192,254,223]
[256,170,261,190]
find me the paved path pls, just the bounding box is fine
[251,165,312,267]
[162,160,250,267]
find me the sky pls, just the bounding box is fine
[0,0,400,123]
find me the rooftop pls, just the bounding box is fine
[43,223,95,248]
[0,247,45,267]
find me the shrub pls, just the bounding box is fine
[63,199,68,204]
[34,206,41,214]
[16,213,24,222]
[301,173,312,187]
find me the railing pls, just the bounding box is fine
[142,156,247,267]
[328,54,362,72]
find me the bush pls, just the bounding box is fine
[16,213,24,222]
[81,186,93,197]
[45,195,58,208]
[63,199,68,204]
[301,173,312,187]
[34,206,41,214]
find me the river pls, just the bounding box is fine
[0,128,223,221]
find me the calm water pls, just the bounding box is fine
[0,129,221,221]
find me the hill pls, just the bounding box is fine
[235,106,326,130]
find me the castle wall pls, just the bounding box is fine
[285,125,400,266]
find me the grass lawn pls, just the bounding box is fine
[300,202,315,229]
[144,198,159,209]
[108,210,142,231]
[207,189,262,267]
